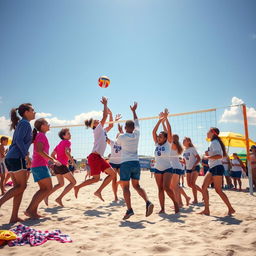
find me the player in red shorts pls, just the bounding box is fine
[74,97,116,201]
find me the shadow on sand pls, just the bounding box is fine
[211,215,242,225]
[84,209,111,218]
[119,219,155,229]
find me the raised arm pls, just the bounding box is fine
[152,112,164,144]
[130,102,138,120]
[100,96,108,127]
[162,109,173,143]
[104,108,114,133]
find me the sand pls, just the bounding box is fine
[1,171,256,256]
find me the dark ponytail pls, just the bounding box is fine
[10,103,32,130]
[84,118,93,129]
[210,127,227,157]
[32,118,47,142]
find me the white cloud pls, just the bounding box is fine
[0,110,103,134]
[219,97,256,125]
[0,116,11,135]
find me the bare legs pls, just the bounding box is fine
[25,177,52,218]
[186,171,203,203]
[0,170,27,223]
[199,172,235,215]
[74,167,116,202]
[45,172,76,207]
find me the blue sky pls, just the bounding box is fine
[0,0,255,157]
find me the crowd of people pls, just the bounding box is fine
[0,98,256,224]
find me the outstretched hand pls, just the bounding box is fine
[159,112,165,120]
[115,114,122,121]
[101,96,108,105]
[118,123,124,133]
[130,102,138,112]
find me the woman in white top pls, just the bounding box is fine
[231,153,245,191]
[152,110,179,214]
[199,127,235,216]
[74,97,116,201]
[162,110,191,209]
[183,137,202,204]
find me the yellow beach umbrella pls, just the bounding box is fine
[0,135,12,146]
[218,132,256,148]
[207,132,256,148]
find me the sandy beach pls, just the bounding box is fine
[1,171,256,256]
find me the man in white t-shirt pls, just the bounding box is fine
[116,102,154,220]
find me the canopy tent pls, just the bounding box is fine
[0,135,12,146]
[207,132,256,149]
[217,132,256,148]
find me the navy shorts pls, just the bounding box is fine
[186,165,200,174]
[209,165,224,176]
[152,168,173,174]
[231,171,242,178]
[120,161,141,181]
[5,158,27,172]
[110,163,121,169]
[172,168,183,175]
[31,166,51,182]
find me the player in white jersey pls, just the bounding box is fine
[152,110,179,214]
[199,127,235,216]
[74,97,116,202]
[117,102,154,220]
[183,137,202,204]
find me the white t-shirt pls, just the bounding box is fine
[154,141,172,171]
[170,143,182,169]
[222,156,230,171]
[231,159,243,172]
[91,123,107,156]
[109,140,122,164]
[116,119,139,163]
[208,140,223,168]
[183,147,199,170]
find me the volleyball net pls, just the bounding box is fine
[47,107,219,161]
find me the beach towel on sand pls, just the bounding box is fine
[8,224,72,246]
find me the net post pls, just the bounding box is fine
[242,104,253,195]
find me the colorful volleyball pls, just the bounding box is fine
[98,76,110,88]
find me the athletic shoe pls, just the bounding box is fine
[146,201,154,217]
[123,208,134,220]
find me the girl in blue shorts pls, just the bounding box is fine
[199,128,235,216]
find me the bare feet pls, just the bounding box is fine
[192,200,198,204]
[94,191,104,201]
[55,198,64,207]
[114,196,118,202]
[74,186,79,199]
[186,197,191,206]
[198,209,210,215]
[24,211,43,219]
[9,217,25,223]
[158,209,165,214]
